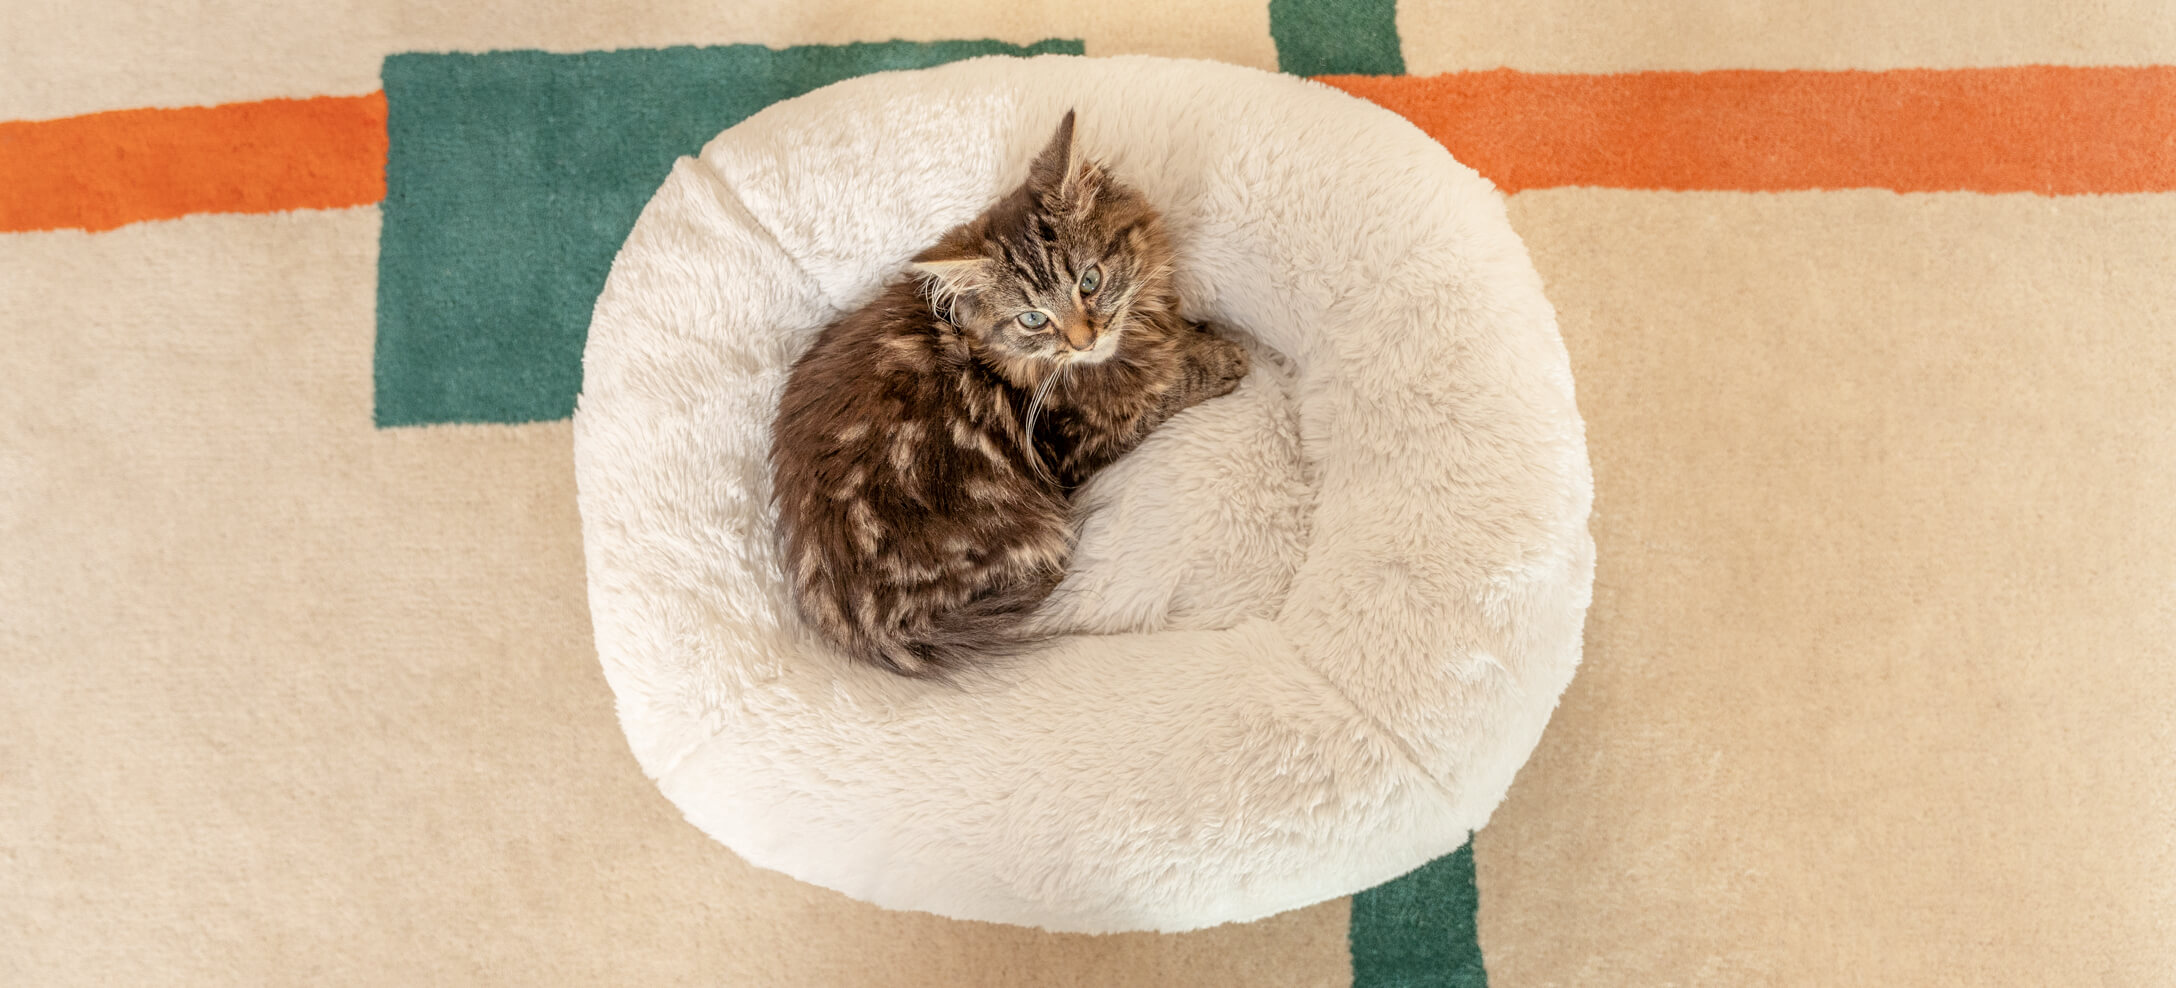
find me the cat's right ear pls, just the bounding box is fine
[909,257,992,307]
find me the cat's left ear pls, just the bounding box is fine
[1027,109,1103,214]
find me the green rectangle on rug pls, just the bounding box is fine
[1351,841,1488,987]
[373,39,1081,427]
[1270,0,1405,76]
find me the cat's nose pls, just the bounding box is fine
[1062,322,1097,351]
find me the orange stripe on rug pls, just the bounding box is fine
[2,68,2171,235]
[0,94,387,233]
[1319,66,2176,194]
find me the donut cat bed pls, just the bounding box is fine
[573,55,1593,933]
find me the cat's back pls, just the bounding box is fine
[771,277,1049,546]
[768,279,1067,675]
[775,279,959,465]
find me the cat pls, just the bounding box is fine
[769,111,1250,677]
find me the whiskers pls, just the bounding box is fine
[1022,361,1070,483]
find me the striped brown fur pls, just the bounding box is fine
[769,112,1249,676]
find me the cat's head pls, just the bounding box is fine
[910,111,1175,376]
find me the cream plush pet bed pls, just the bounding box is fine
[573,55,1593,933]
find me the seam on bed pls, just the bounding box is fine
[1290,646,1469,815]
[687,154,833,310]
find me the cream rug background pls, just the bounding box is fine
[5,0,2172,984]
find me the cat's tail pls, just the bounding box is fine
[867,582,1057,681]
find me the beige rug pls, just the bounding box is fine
[6,0,2173,983]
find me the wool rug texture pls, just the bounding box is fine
[5,0,2173,984]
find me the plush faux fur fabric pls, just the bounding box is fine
[573,55,1593,932]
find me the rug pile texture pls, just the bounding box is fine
[5,0,2172,983]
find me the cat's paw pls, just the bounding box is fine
[1191,333,1250,398]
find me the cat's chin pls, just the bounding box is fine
[1067,328,1127,367]
[984,341,1118,385]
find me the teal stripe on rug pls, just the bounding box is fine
[373,39,1080,427]
[1350,840,1488,987]
[1269,0,1406,76]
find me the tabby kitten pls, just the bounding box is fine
[770,111,1249,677]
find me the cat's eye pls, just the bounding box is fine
[1016,310,1050,330]
[1077,264,1103,295]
